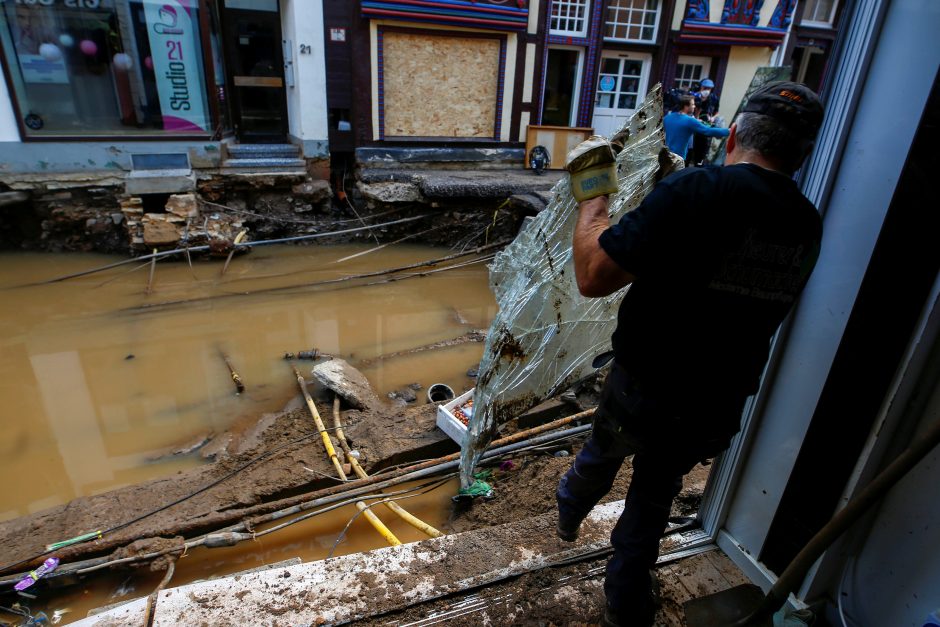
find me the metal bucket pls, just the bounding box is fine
[427,383,455,404]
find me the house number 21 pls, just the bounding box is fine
[299,44,312,54]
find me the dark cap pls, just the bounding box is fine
[742,81,824,139]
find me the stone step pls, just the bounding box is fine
[224,168,308,179]
[221,158,306,169]
[225,144,300,159]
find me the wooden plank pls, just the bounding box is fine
[673,551,734,598]
[704,548,751,587]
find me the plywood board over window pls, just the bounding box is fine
[382,31,502,138]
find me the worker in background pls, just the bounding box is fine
[557,81,825,627]
[689,78,724,165]
[693,77,721,120]
[664,94,729,164]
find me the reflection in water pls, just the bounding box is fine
[0,245,496,521]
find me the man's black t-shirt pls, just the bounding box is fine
[598,163,822,408]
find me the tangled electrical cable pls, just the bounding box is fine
[0,425,332,577]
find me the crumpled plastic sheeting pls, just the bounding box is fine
[460,86,677,487]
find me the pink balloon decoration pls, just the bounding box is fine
[79,40,97,56]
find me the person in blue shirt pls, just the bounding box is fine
[663,94,729,161]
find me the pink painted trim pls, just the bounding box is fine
[163,115,205,132]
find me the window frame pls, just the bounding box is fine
[673,55,711,91]
[603,0,662,44]
[549,0,591,39]
[801,0,839,27]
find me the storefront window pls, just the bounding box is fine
[0,0,214,137]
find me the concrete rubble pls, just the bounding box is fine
[310,358,383,411]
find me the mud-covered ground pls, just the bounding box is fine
[0,360,717,626]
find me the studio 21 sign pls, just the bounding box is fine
[143,0,209,132]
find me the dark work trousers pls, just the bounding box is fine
[556,363,745,621]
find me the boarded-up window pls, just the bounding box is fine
[382,31,501,138]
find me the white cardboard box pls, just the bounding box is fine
[435,388,474,444]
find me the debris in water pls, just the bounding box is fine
[453,399,473,426]
[283,348,329,360]
[14,557,59,591]
[51,608,71,624]
[125,354,135,360]
[110,576,134,599]
[454,478,494,501]
[219,351,245,394]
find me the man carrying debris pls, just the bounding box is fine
[556,82,825,626]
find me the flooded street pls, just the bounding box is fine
[0,244,496,521]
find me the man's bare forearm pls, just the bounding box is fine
[572,196,635,297]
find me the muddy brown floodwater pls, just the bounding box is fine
[0,244,495,520]
[0,244,497,623]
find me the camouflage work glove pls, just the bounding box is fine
[565,135,620,203]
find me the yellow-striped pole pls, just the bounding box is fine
[355,502,401,546]
[333,397,443,538]
[292,366,347,481]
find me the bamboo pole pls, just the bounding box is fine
[333,397,442,538]
[292,366,347,481]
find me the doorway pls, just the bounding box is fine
[542,47,583,127]
[592,51,651,138]
[220,0,288,143]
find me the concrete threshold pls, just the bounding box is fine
[76,501,627,626]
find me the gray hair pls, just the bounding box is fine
[734,112,815,173]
